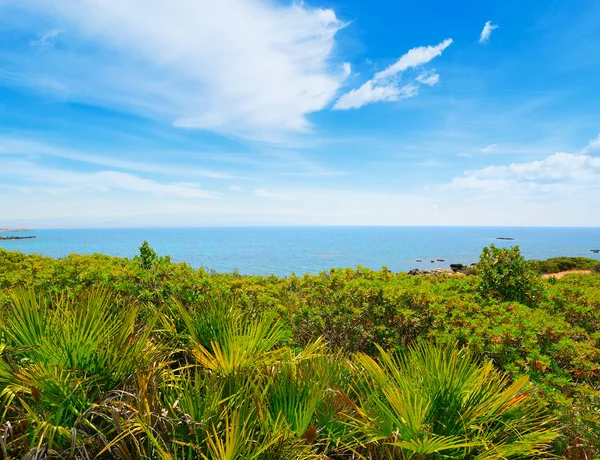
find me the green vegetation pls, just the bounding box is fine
[0,244,599,458]
[476,244,544,306]
[530,256,600,274]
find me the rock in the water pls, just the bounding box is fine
[450,263,465,272]
[591,249,600,254]
[495,237,515,240]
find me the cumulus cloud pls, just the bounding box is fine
[479,21,499,44]
[6,0,349,140]
[449,136,600,194]
[334,39,452,110]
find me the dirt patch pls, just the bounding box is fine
[542,270,592,279]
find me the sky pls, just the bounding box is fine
[0,0,599,227]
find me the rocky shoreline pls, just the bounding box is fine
[408,263,475,276]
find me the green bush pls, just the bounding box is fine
[476,244,545,307]
[531,256,599,274]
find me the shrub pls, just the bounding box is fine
[137,240,158,269]
[531,256,599,274]
[475,244,544,307]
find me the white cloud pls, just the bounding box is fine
[0,137,233,179]
[416,72,440,86]
[333,82,418,110]
[479,21,499,44]
[449,136,600,194]
[333,39,452,110]
[0,158,219,199]
[30,28,62,48]
[480,143,498,153]
[580,134,600,154]
[373,39,453,82]
[6,0,349,140]
[342,62,352,78]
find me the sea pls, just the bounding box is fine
[1,227,599,276]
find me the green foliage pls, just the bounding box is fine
[593,263,600,274]
[137,240,158,269]
[0,287,557,459]
[349,342,557,459]
[0,288,161,456]
[476,244,544,306]
[1,246,599,457]
[531,256,600,274]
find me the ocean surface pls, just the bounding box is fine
[1,227,599,276]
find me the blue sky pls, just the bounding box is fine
[1,0,599,227]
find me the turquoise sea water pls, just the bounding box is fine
[1,227,599,276]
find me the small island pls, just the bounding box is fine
[495,237,515,240]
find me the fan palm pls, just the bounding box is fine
[346,341,558,459]
[0,288,161,455]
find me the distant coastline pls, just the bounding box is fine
[0,228,32,232]
[0,235,36,240]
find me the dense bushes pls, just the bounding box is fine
[475,244,544,306]
[0,290,557,458]
[531,256,599,274]
[1,245,600,457]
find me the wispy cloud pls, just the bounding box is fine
[372,39,453,81]
[0,158,219,199]
[333,39,452,110]
[480,143,498,153]
[479,21,499,44]
[0,137,233,179]
[5,1,350,140]
[30,29,63,48]
[416,71,440,86]
[333,82,419,110]
[580,134,600,155]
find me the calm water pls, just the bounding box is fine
[1,227,599,276]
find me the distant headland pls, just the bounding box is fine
[0,228,33,232]
[0,235,36,240]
